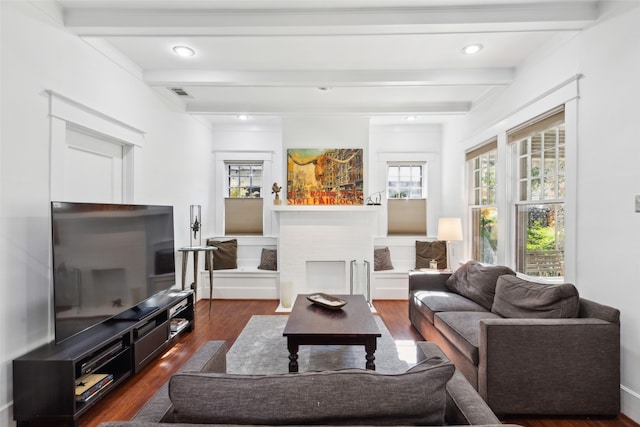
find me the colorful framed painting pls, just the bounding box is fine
[287,148,364,205]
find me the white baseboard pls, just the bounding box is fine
[621,385,640,423]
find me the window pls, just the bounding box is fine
[387,164,423,199]
[226,163,263,198]
[509,107,565,277]
[466,140,497,264]
[225,162,263,235]
[387,163,426,235]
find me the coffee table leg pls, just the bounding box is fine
[287,339,299,373]
[365,338,377,370]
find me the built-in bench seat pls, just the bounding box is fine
[196,236,279,300]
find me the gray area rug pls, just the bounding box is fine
[226,315,411,375]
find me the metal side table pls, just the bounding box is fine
[178,246,218,312]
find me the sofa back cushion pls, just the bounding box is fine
[445,261,516,310]
[491,275,580,318]
[168,356,455,425]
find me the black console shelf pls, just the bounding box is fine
[13,289,194,427]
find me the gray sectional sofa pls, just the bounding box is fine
[99,340,516,427]
[409,261,621,416]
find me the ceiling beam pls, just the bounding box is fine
[185,101,471,116]
[144,68,514,88]
[64,2,598,37]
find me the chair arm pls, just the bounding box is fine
[132,341,227,422]
[478,318,620,415]
[417,342,501,425]
[408,271,452,293]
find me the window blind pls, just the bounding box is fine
[387,199,427,235]
[507,106,565,144]
[465,138,497,161]
[224,198,263,235]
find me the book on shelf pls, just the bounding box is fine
[170,318,189,333]
[75,373,113,402]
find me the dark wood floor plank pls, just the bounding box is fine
[71,298,635,427]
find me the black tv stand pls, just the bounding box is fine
[113,305,160,321]
[13,289,194,427]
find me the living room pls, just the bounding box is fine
[2,0,640,426]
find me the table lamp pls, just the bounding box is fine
[437,217,463,272]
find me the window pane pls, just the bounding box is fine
[544,151,556,176]
[519,180,528,201]
[516,203,565,277]
[531,178,542,200]
[519,157,528,179]
[471,206,497,264]
[531,152,541,177]
[544,176,556,199]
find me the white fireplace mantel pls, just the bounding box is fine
[275,205,380,298]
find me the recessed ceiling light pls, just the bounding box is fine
[236,114,249,121]
[172,45,195,57]
[462,44,483,55]
[406,116,417,121]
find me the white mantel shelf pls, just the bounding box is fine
[272,205,381,212]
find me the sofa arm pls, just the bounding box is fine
[132,340,227,423]
[416,342,501,425]
[409,271,452,293]
[478,318,620,416]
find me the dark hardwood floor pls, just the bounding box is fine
[75,299,636,427]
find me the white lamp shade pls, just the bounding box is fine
[437,217,463,241]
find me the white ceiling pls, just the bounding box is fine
[55,0,599,126]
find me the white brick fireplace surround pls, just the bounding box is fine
[275,206,378,298]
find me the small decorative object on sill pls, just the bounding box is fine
[190,204,202,248]
[366,191,383,205]
[272,182,282,205]
[430,259,438,270]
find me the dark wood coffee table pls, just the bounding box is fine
[282,294,381,373]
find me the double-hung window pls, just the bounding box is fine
[387,163,427,235]
[224,162,263,235]
[509,107,565,277]
[466,140,498,264]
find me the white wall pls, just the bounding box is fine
[0,3,214,425]
[441,2,640,421]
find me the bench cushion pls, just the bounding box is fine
[491,275,580,318]
[434,311,502,365]
[168,356,455,425]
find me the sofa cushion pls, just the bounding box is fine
[415,240,447,270]
[445,261,516,310]
[434,311,502,365]
[205,239,238,270]
[168,356,455,425]
[413,290,487,323]
[491,275,580,318]
[374,247,394,271]
[257,248,277,271]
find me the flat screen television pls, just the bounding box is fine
[51,201,177,344]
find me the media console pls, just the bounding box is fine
[12,289,194,427]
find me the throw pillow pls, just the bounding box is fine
[491,274,580,318]
[205,239,237,270]
[445,261,515,310]
[257,248,277,271]
[169,356,455,425]
[415,241,447,269]
[374,247,394,271]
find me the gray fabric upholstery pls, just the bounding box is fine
[99,340,507,427]
[169,358,455,425]
[132,341,227,423]
[414,290,487,323]
[434,312,502,365]
[445,261,515,310]
[491,275,579,318]
[408,268,621,416]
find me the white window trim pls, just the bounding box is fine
[460,75,580,281]
[376,152,440,237]
[212,150,275,236]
